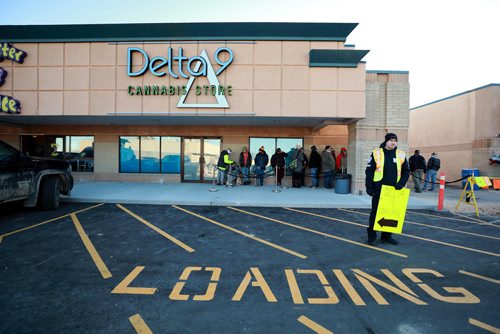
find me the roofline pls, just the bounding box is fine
[366,70,409,74]
[0,22,358,42]
[410,83,500,110]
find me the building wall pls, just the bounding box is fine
[0,41,365,118]
[409,84,500,184]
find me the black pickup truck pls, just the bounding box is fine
[0,140,73,210]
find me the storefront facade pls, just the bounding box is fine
[0,23,410,193]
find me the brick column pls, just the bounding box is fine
[350,71,410,194]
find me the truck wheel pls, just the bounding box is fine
[40,176,61,210]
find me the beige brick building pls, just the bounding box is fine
[0,22,410,193]
[409,84,500,184]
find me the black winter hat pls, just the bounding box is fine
[385,133,398,142]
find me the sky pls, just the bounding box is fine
[2,0,499,108]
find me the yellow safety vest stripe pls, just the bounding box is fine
[372,148,406,182]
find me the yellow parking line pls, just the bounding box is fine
[172,205,307,259]
[234,207,407,258]
[70,213,112,279]
[468,318,500,333]
[336,208,500,257]
[407,210,499,228]
[459,270,500,284]
[117,204,195,253]
[451,211,499,227]
[129,314,153,334]
[340,209,500,240]
[0,203,104,244]
[297,315,333,334]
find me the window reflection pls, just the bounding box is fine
[161,137,181,174]
[140,136,160,173]
[67,136,94,172]
[120,136,140,173]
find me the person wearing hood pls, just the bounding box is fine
[321,146,336,189]
[239,146,252,185]
[217,148,234,186]
[290,145,306,188]
[365,133,410,245]
[271,148,288,186]
[422,152,441,191]
[336,147,347,173]
[254,146,269,186]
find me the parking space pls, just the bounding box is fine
[1,203,499,333]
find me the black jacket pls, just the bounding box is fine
[239,151,252,168]
[427,156,441,171]
[365,143,410,193]
[271,151,288,168]
[409,154,426,172]
[309,150,322,169]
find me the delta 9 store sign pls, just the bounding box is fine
[127,47,234,108]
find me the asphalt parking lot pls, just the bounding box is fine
[0,203,499,334]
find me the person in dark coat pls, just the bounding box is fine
[365,133,410,245]
[409,149,426,192]
[422,153,441,191]
[254,146,269,186]
[290,145,306,188]
[308,145,322,188]
[271,148,288,186]
[239,146,252,185]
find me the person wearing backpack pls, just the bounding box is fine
[423,152,441,191]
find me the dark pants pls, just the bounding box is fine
[367,190,393,241]
[276,166,285,185]
[292,171,302,188]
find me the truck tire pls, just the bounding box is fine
[40,176,61,210]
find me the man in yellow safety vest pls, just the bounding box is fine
[365,133,410,245]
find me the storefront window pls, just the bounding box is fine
[120,136,140,173]
[64,136,94,172]
[140,136,160,173]
[119,136,181,174]
[161,137,181,174]
[249,137,303,167]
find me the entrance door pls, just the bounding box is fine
[182,138,221,182]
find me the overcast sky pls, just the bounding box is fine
[3,0,498,108]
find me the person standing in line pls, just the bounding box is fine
[290,145,306,188]
[217,148,234,186]
[239,146,252,185]
[308,145,322,188]
[336,147,347,173]
[408,149,426,193]
[271,148,288,187]
[321,145,335,189]
[300,151,309,187]
[254,146,269,186]
[365,133,410,245]
[422,152,441,191]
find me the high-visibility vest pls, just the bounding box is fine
[372,148,406,182]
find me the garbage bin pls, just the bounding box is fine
[335,174,351,194]
[462,168,479,190]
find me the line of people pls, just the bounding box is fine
[408,150,441,192]
[216,145,349,188]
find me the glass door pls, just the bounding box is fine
[182,138,221,182]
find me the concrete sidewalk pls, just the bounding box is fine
[63,181,500,212]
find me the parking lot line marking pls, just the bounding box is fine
[172,205,307,259]
[459,270,500,284]
[407,210,497,227]
[129,314,153,334]
[468,318,500,334]
[337,209,500,258]
[0,203,105,244]
[116,204,195,253]
[340,209,500,240]
[70,213,112,279]
[234,207,407,258]
[297,315,333,334]
[451,211,499,227]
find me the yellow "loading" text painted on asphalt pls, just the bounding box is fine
[112,266,480,305]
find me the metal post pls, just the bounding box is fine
[209,165,218,192]
[272,165,281,193]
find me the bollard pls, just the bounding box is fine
[437,172,445,211]
[272,165,281,193]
